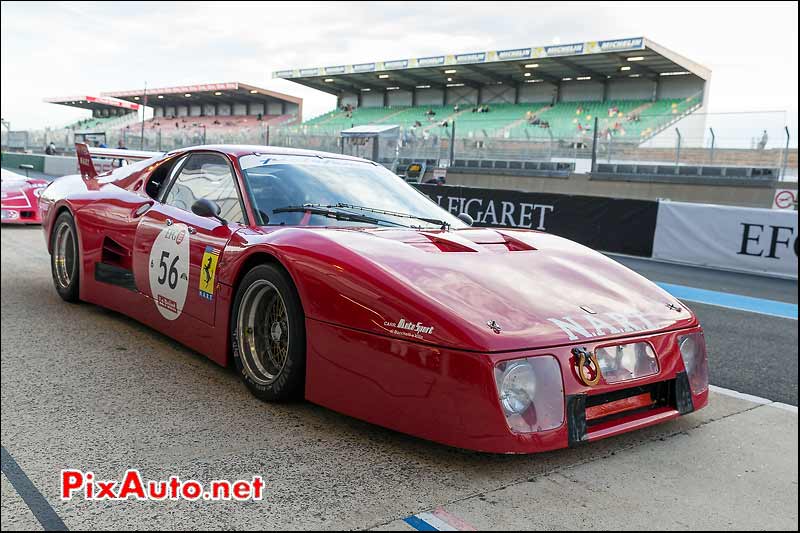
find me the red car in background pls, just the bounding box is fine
[38,143,709,453]
[1,168,48,224]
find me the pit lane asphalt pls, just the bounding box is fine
[1,225,797,530]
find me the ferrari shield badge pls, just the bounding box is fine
[572,347,602,386]
[199,246,220,301]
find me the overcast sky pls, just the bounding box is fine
[1,1,797,132]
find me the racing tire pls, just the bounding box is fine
[50,211,81,303]
[231,263,306,402]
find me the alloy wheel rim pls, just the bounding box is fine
[54,222,75,289]
[237,280,290,386]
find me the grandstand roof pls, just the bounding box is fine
[273,37,711,94]
[43,95,140,112]
[100,82,302,108]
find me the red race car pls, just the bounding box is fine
[40,143,708,453]
[2,168,49,224]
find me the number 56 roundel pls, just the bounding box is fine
[148,223,190,320]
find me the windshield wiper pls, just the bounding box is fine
[333,203,450,230]
[272,204,408,228]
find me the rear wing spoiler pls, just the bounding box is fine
[75,143,163,179]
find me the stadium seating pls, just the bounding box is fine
[140,114,292,132]
[301,96,702,143]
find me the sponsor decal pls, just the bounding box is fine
[383,59,409,70]
[417,55,445,67]
[383,317,435,340]
[455,52,486,63]
[148,223,190,320]
[544,43,584,57]
[430,194,554,230]
[415,183,660,257]
[496,47,532,60]
[199,246,220,301]
[547,310,659,341]
[773,189,797,210]
[738,222,797,259]
[586,38,644,54]
[352,62,376,73]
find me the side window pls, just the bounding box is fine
[163,153,245,223]
[145,155,185,200]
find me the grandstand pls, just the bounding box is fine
[102,82,302,132]
[275,37,709,144]
[38,82,304,151]
[43,94,140,132]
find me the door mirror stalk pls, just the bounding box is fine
[191,198,227,226]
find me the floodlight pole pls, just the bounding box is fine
[449,121,456,164]
[140,82,147,149]
[590,116,599,172]
[675,128,682,168]
[781,126,790,180]
[709,128,715,164]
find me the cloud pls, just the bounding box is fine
[1,1,797,131]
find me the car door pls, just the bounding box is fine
[132,151,248,326]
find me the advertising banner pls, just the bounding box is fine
[653,201,798,278]
[414,184,659,256]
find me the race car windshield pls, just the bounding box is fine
[239,154,466,228]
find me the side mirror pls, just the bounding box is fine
[192,198,227,225]
[457,212,474,226]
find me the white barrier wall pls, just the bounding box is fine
[653,201,798,278]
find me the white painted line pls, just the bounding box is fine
[770,402,798,414]
[416,512,458,531]
[709,385,797,413]
[708,385,773,405]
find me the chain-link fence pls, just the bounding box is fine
[3,110,797,179]
[599,111,796,178]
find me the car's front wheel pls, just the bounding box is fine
[50,211,80,302]
[231,263,306,401]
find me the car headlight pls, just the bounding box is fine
[678,331,709,395]
[499,362,537,414]
[494,356,564,433]
[595,342,659,384]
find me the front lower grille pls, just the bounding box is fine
[567,372,694,447]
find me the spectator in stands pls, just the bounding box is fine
[453,104,460,112]
[425,108,436,117]
[758,130,768,150]
[257,113,263,121]
[414,120,422,128]
[45,142,56,155]
[471,106,478,113]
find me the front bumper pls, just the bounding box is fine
[1,207,42,224]
[304,319,707,453]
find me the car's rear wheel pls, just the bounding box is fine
[50,211,80,302]
[231,263,306,401]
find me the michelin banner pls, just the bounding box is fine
[653,201,798,278]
